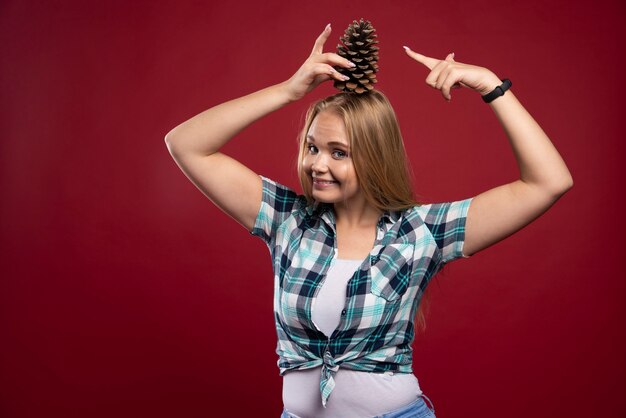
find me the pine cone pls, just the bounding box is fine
[333,19,379,94]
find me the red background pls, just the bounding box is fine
[1,0,625,417]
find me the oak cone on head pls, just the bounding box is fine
[334,18,379,94]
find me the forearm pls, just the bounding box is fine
[164,81,293,156]
[406,49,574,255]
[489,91,573,194]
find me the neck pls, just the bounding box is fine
[333,199,381,228]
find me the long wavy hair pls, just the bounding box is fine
[296,90,432,331]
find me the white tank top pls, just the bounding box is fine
[282,258,422,417]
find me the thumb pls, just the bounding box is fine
[445,52,455,62]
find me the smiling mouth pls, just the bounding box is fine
[312,178,338,187]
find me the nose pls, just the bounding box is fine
[311,153,329,174]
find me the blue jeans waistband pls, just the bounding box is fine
[280,393,436,418]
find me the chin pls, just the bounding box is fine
[311,191,341,204]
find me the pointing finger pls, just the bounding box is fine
[403,46,439,70]
[311,24,332,56]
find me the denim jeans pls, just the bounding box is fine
[280,393,436,418]
[376,394,436,418]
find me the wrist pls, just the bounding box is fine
[276,80,300,104]
[478,78,502,96]
[481,79,512,103]
[477,75,503,96]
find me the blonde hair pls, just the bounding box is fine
[297,90,418,211]
[296,90,431,331]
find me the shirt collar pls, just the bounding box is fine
[378,210,401,229]
[304,202,335,230]
[305,204,401,231]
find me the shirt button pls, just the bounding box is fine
[341,309,346,316]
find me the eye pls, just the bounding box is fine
[307,144,318,154]
[332,149,348,159]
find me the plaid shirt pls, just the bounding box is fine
[251,176,472,408]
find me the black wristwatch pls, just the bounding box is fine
[481,79,512,103]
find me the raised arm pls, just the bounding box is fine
[403,47,573,257]
[165,24,355,231]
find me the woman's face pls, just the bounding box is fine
[302,111,361,206]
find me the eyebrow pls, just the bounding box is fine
[306,134,350,148]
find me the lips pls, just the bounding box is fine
[312,178,338,188]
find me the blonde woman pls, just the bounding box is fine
[165,24,572,418]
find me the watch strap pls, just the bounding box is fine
[482,79,512,103]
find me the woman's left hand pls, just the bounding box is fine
[403,47,502,101]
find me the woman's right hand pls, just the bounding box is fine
[165,24,356,233]
[283,24,356,102]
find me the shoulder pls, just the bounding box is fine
[260,176,305,203]
[412,199,473,224]
[258,175,311,216]
[391,199,472,239]
[251,176,312,244]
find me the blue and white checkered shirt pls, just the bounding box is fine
[251,176,473,408]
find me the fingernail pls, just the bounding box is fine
[451,52,455,58]
[342,75,350,81]
[325,23,331,31]
[403,46,411,51]
[348,61,356,67]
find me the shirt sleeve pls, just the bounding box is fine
[416,197,473,264]
[250,176,303,247]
